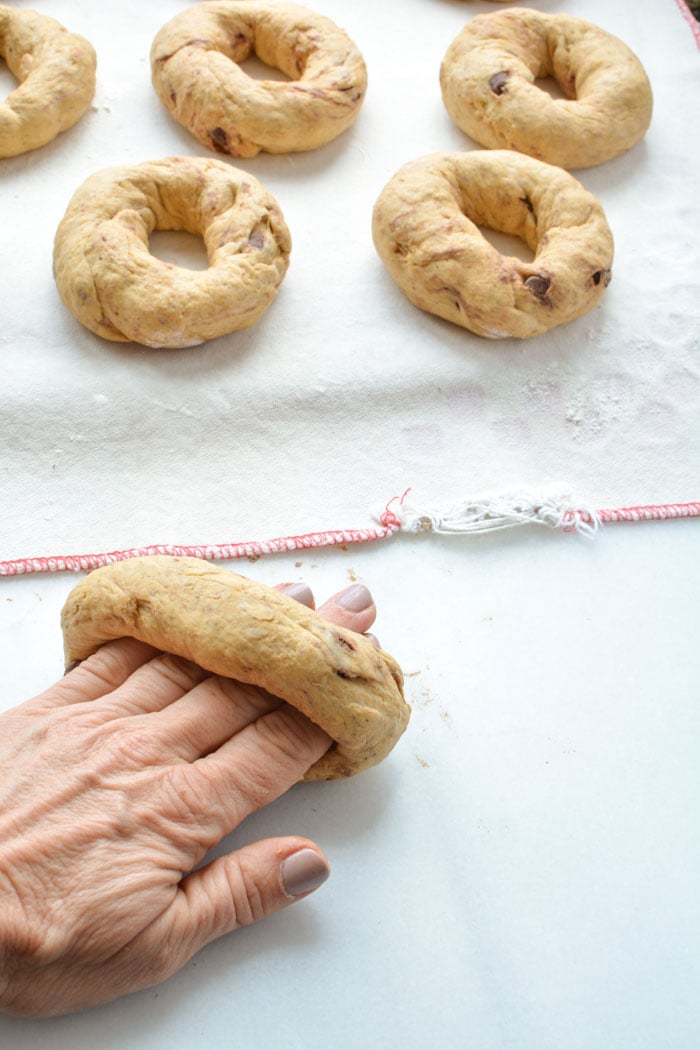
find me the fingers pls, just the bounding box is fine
[105,581,378,760]
[280,580,380,642]
[134,677,283,763]
[91,650,211,718]
[279,579,377,636]
[131,581,321,758]
[40,580,377,767]
[279,578,378,637]
[46,581,314,720]
[30,638,160,709]
[160,705,332,840]
[274,581,315,608]
[317,583,377,636]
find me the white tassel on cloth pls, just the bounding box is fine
[388,493,602,538]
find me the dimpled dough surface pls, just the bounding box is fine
[150,1,367,157]
[440,8,653,170]
[0,4,96,157]
[60,557,409,781]
[52,156,291,348]
[372,150,614,339]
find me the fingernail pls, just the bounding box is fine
[364,632,381,649]
[337,583,373,612]
[280,848,330,898]
[281,582,315,606]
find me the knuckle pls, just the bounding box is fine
[254,706,326,766]
[206,677,281,725]
[79,639,145,688]
[148,651,207,692]
[100,722,157,767]
[227,861,267,927]
[210,676,259,708]
[200,857,269,932]
[219,764,273,813]
[216,709,330,812]
[0,900,71,976]
[159,765,212,823]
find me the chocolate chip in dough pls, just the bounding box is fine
[208,127,231,154]
[489,72,511,95]
[524,274,551,302]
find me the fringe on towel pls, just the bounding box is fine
[1,492,698,576]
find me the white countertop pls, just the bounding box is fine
[2,527,700,1049]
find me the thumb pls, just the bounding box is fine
[159,837,330,964]
[188,837,331,925]
[89,839,329,1008]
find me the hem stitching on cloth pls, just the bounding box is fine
[1,494,698,576]
[674,0,700,47]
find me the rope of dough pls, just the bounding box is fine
[60,556,410,782]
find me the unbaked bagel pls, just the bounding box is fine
[60,557,409,781]
[53,156,291,348]
[0,5,96,158]
[150,1,367,157]
[372,150,614,340]
[440,8,653,169]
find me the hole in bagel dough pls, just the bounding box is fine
[239,53,291,82]
[0,57,18,99]
[149,230,210,271]
[477,226,534,264]
[534,75,571,101]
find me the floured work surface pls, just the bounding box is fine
[0,0,698,561]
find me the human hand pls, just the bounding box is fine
[0,579,378,1017]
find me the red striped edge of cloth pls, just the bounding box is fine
[0,495,698,576]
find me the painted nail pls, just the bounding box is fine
[281,582,315,606]
[280,848,330,898]
[337,583,373,612]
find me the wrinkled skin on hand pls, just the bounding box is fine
[0,582,377,1017]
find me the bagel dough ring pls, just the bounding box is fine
[371,150,614,340]
[60,557,409,781]
[53,156,291,348]
[150,1,367,157]
[0,5,96,158]
[440,8,653,169]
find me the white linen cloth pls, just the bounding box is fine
[1,0,698,566]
